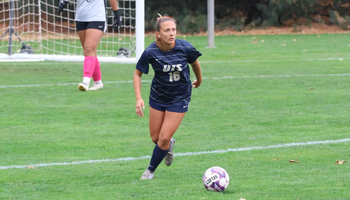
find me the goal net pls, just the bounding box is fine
[0,0,144,63]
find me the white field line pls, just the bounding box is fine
[1,73,350,89]
[200,57,350,63]
[1,138,349,170]
[0,80,144,89]
[2,57,349,65]
[204,73,350,80]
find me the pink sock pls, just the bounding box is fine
[92,57,102,82]
[83,56,96,78]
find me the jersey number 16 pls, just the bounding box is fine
[163,64,182,82]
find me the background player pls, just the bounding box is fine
[58,0,122,91]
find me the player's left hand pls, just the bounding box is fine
[112,10,122,33]
[192,80,201,88]
[57,0,69,13]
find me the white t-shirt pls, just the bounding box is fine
[75,0,107,22]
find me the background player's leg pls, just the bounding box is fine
[77,29,104,91]
[77,30,90,91]
[90,57,103,90]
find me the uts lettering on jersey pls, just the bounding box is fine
[136,39,202,104]
[163,64,182,82]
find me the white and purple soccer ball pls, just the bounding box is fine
[202,166,229,192]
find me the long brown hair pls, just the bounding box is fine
[155,14,177,51]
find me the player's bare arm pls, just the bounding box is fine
[108,0,119,10]
[133,69,145,117]
[190,59,202,88]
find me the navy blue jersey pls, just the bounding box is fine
[136,39,202,104]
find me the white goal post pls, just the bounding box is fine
[0,0,144,63]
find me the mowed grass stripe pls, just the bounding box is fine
[1,73,350,89]
[1,138,349,170]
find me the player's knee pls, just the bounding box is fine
[83,46,96,55]
[158,135,171,145]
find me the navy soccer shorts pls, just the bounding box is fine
[149,99,190,113]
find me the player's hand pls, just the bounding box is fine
[192,80,201,88]
[135,98,145,117]
[58,0,69,13]
[112,10,122,33]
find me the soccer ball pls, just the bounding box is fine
[202,166,229,192]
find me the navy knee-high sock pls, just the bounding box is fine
[148,144,168,172]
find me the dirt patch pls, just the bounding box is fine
[213,24,349,36]
[146,23,349,36]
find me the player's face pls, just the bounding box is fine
[158,21,177,47]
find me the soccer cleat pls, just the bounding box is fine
[78,82,89,91]
[164,138,175,166]
[140,169,154,180]
[89,82,104,91]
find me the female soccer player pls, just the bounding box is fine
[133,15,203,180]
[58,0,122,91]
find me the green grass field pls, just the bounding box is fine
[0,33,350,200]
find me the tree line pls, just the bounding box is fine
[1,0,349,34]
[144,0,350,33]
